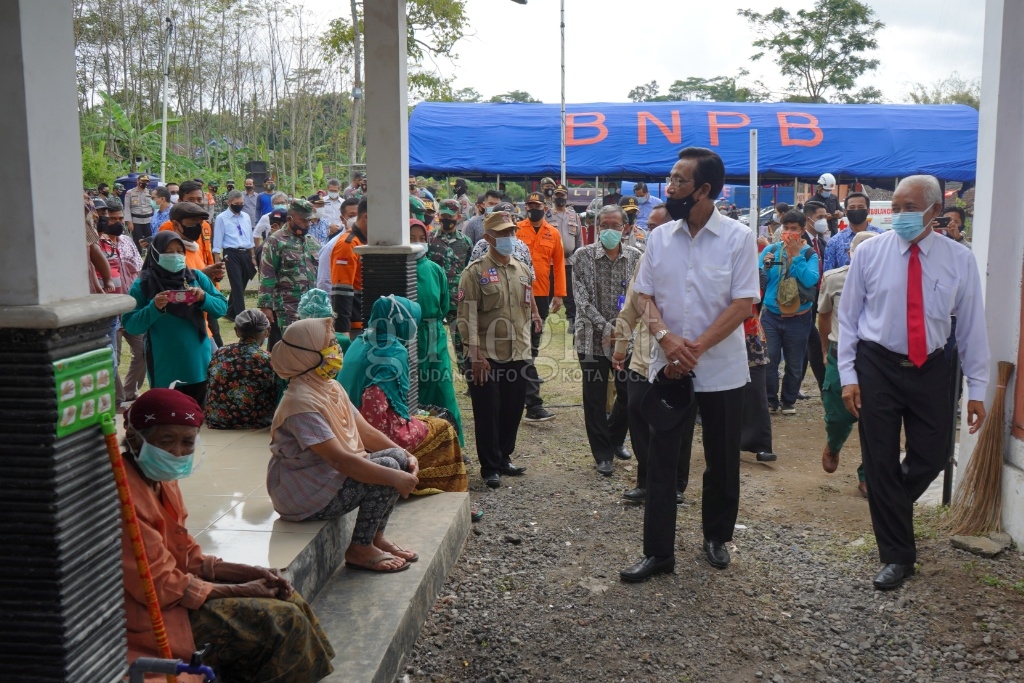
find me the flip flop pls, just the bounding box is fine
[344,553,411,573]
[380,543,418,563]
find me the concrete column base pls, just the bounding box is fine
[0,295,135,681]
[356,245,422,411]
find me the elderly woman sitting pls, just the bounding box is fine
[340,296,468,494]
[120,389,334,682]
[268,317,421,573]
[204,309,279,429]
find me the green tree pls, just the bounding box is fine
[738,0,884,103]
[451,87,482,102]
[627,80,663,102]
[489,90,541,103]
[667,70,767,102]
[907,72,981,110]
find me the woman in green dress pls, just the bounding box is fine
[409,220,464,445]
[123,230,228,408]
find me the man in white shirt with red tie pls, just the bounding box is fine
[838,175,989,591]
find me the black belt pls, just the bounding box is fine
[224,247,252,252]
[861,340,944,368]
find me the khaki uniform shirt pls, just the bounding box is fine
[817,265,849,345]
[613,256,651,376]
[456,252,534,362]
[547,207,583,258]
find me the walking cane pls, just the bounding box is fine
[101,414,178,683]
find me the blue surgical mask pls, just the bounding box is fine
[600,229,623,250]
[137,439,194,481]
[274,203,287,210]
[820,190,832,197]
[891,212,926,242]
[485,206,495,215]
[494,236,515,256]
[157,253,186,272]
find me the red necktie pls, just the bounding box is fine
[907,243,927,367]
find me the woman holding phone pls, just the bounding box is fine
[123,230,228,407]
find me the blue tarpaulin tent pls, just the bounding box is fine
[408,101,978,182]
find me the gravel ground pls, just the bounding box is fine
[400,315,1024,683]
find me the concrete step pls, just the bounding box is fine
[313,493,471,683]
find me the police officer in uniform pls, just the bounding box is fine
[457,211,542,489]
[618,196,647,252]
[548,183,584,328]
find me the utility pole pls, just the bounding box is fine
[348,0,363,182]
[559,0,566,185]
[159,0,172,181]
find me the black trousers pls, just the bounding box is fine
[578,354,628,463]
[563,263,577,325]
[524,294,550,409]
[741,364,773,454]
[173,381,208,410]
[856,341,952,565]
[643,386,743,558]
[467,360,528,477]
[267,318,283,350]
[627,370,690,492]
[130,221,152,253]
[802,313,826,391]
[222,248,253,319]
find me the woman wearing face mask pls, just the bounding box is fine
[123,230,228,408]
[268,317,421,573]
[120,389,336,681]
[204,309,279,429]
[340,294,467,493]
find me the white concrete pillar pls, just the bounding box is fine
[0,0,89,305]
[363,0,409,246]
[960,0,1024,538]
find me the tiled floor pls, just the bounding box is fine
[180,427,327,569]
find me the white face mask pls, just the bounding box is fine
[813,218,829,234]
[170,194,179,203]
[328,191,339,199]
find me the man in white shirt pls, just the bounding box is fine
[620,147,760,582]
[212,190,256,320]
[838,175,989,591]
[322,178,343,227]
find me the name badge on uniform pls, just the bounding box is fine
[524,284,532,305]
[617,294,626,311]
[487,267,500,284]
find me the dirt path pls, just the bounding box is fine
[399,317,1023,683]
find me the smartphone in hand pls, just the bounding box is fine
[166,289,198,305]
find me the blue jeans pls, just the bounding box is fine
[762,309,813,408]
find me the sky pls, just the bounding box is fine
[304,0,985,104]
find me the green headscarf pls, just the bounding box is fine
[338,295,421,419]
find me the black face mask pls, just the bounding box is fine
[454,184,466,195]
[846,208,869,225]
[99,189,109,197]
[554,197,567,207]
[290,221,307,237]
[626,213,637,226]
[440,218,456,231]
[181,223,203,241]
[230,204,243,214]
[665,191,699,222]
[97,216,125,237]
[543,188,554,197]
[527,208,545,222]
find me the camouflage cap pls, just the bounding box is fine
[438,199,459,216]
[289,198,315,218]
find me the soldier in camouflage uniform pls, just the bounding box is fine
[427,199,474,360]
[258,198,321,347]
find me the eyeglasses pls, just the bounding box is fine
[668,176,694,188]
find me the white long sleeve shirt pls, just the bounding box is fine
[317,232,343,293]
[837,229,989,401]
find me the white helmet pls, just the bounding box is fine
[817,173,836,190]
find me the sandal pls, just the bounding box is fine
[344,553,411,573]
[378,542,418,563]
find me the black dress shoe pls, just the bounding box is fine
[873,563,915,590]
[622,487,646,502]
[595,460,614,476]
[613,445,632,460]
[484,474,501,489]
[756,451,778,463]
[704,539,730,569]
[619,555,674,583]
[498,463,527,476]
[676,491,686,506]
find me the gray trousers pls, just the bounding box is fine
[115,329,147,404]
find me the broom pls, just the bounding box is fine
[947,360,1013,536]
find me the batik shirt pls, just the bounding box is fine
[571,243,642,358]
[427,230,473,319]
[258,231,321,326]
[744,305,769,367]
[822,225,883,271]
[204,341,278,429]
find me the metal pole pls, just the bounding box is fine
[159,0,172,181]
[348,0,363,182]
[559,0,566,185]
[942,350,964,505]
[748,129,758,233]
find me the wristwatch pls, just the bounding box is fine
[654,329,670,343]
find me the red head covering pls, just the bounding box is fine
[126,389,204,431]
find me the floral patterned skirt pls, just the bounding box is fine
[409,416,468,495]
